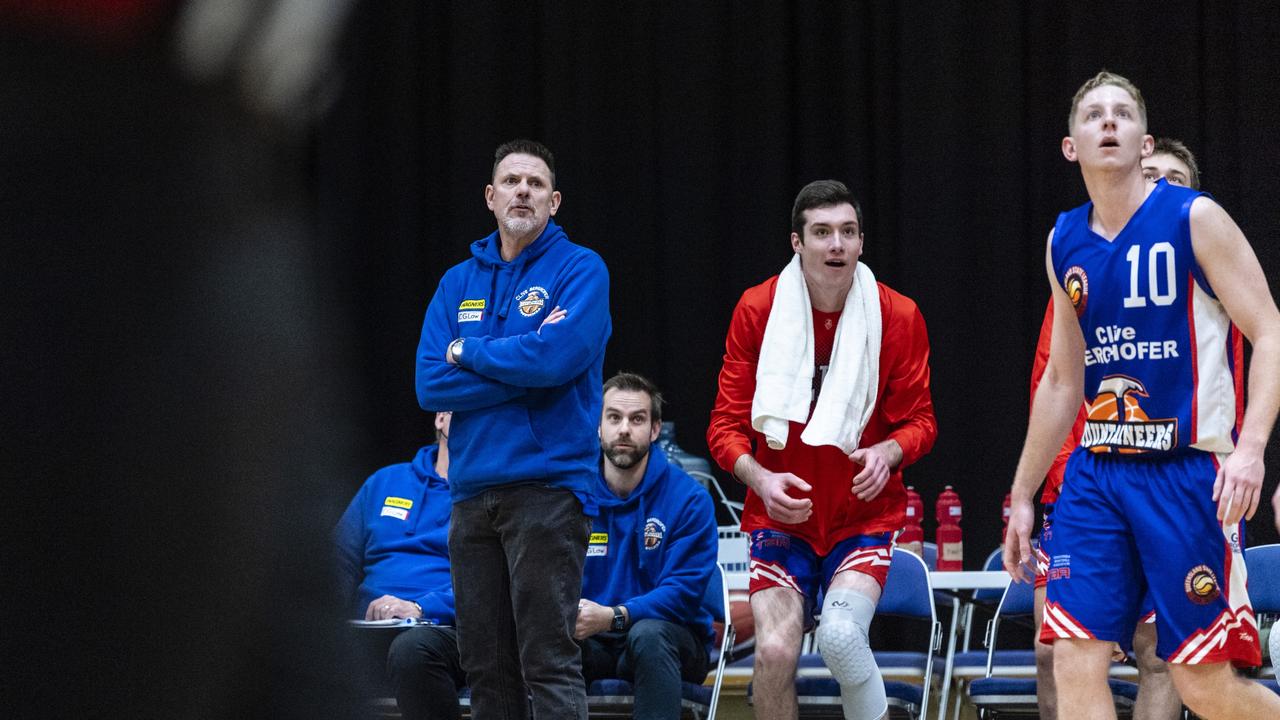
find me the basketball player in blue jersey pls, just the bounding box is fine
[1004,71,1280,720]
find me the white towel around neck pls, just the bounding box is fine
[750,255,882,454]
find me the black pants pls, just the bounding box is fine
[386,626,466,720]
[450,483,591,720]
[579,619,710,720]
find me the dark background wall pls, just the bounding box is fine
[317,0,1280,558]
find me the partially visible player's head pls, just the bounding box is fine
[789,180,864,287]
[1068,71,1147,133]
[1063,71,1153,173]
[599,372,663,470]
[1142,137,1200,189]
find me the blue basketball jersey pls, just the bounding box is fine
[1050,180,1240,456]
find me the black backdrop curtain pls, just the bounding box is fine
[317,0,1280,555]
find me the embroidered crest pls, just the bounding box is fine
[643,517,667,551]
[515,286,549,317]
[1184,565,1220,605]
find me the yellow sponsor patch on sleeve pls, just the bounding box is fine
[384,496,414,509]
[589,532,609,544]
[459,299,486,310]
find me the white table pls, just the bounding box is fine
[929,570,1011,719]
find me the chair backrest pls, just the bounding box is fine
[707,563,732,720]
[983,578,1036,677]
[879,549,936,620]
[704,560,727,620]
[995,575,1036,617]
[922,541,938,570]
[716,526,750,575]
[973,546,1007,601]
[1246,544,1280,613]
[880,547,939,720]
[689,469,744,526]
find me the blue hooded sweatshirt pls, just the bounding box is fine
[581,446,720,652]
[415,219,611,512]
[334,445,454,623]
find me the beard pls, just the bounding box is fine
[602,440,649,470]
[501,214,539,236]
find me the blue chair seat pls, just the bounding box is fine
[748,677,924,715]
[796,651,932,675]
[967,676,1038,705]
[968,677,1137,712]
[1109,679,1138,703]
[586,677,712,704]
[952,648,1036,676]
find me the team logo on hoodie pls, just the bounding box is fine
[643,517,667,551]
[515,286,549,317]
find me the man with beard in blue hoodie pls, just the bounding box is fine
[335,411,465,720]
[415,139,612,720]
[577,373,719,720]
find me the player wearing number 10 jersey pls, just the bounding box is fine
[1004,71,1280,720]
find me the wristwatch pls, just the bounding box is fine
[448,338,465,363]
[611,605,627,631]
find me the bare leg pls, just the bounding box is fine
[1131,622,1181,720]
[750,586,804,720]
[1033,585,1058,720]
[1170,661,1280,720]
[1054,638,1118,720]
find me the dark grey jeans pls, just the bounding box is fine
[449,483,591,720]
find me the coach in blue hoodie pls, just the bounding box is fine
[577,373,719,720]
[414,140,611,720]
[335,411,463,720]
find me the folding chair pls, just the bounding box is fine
[945,548,1035,719]
[967,578,1137,718]
[1245,544,1280,693]
[747,550,942,719]
[688,469,744,526]
[585,562,733,719]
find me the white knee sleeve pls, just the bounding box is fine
[1270,625,1280,672]
[816,588,886,720]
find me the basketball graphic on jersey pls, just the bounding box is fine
[1087,376,1150,423]
[1090,376,1152,420]
[1063,265,1089,317]
[1081,375,1176,454]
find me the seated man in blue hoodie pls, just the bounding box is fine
[335,411,464,720]
[577,373,720,720]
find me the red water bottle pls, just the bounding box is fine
[936,486,963,571]
[899,486,924,557]
[1001,492,1012,542]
